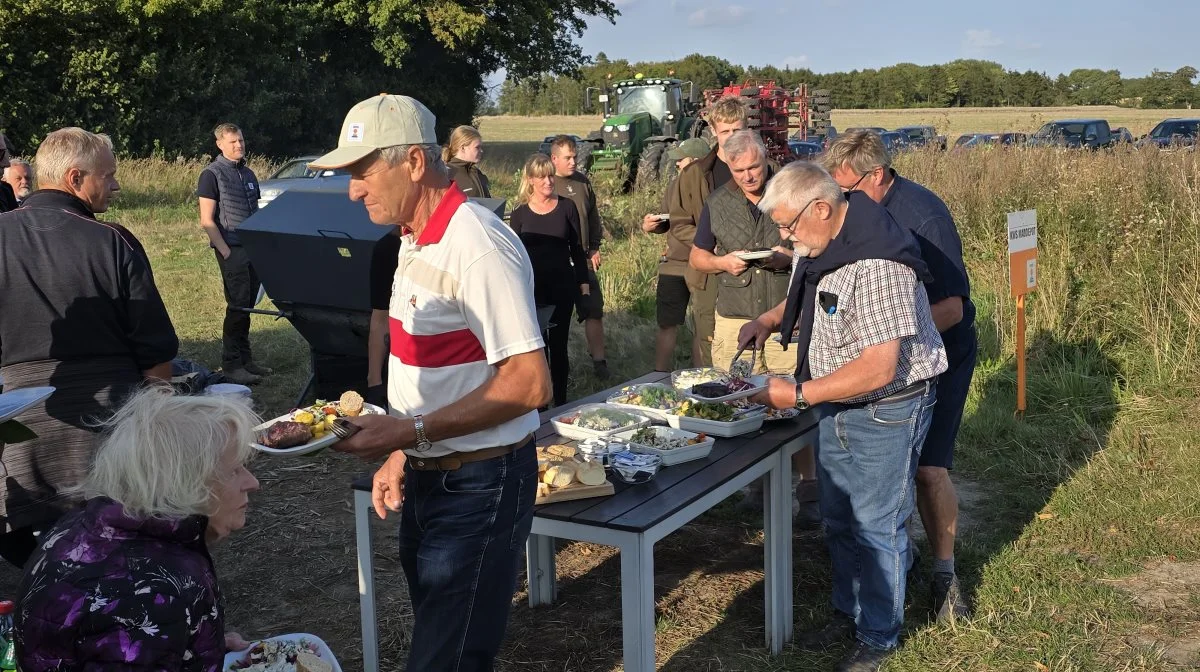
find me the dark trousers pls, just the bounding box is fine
[398,441,537,672]
[214,246,259,369]
[544,298,575,406]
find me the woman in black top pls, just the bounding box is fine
[442,126,492,199]
[509,154,590,406]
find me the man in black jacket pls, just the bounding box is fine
[0,145,17,213]
[197,123,268,385]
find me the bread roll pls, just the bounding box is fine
[543,463,577,488]
[296,652,332,672]
[536,482,551,498]
[339,390,365,417]
[544,444,577,458]
[576,460,606,486]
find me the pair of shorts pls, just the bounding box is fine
[656,273,691,327]
[919,339,978,469]
[576,267,605,320]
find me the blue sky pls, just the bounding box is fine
[488,0,1197,91]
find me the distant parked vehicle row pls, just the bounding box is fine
[894,125,947,150]
[1136,118,1199,149]
[953,132,1028,150]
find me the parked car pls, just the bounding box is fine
[537,134,584,156]
[1111,127,1134,145]
[257,155,349,209]
[1027,119,1115,149]
[787,139,824,160]
[953,132,1028,150]
[1136,118,1200,149]
[878,131,912,156]
[894,125,947,150]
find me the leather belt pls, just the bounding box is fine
[874,380,932,405]
[406,434,533,471]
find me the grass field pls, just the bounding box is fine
[3,110,1200,670]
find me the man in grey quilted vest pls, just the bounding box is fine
[197,123,270,385]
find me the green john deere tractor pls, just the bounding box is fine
[580,74,704,189]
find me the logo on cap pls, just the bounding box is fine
[347,123,365,142]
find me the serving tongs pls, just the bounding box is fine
[728,345,758,383]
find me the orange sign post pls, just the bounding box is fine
[1007,210,1038,415]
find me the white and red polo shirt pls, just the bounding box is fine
[387,184,544,457]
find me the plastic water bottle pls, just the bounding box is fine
[0,599,15,670]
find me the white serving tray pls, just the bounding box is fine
[684,375,769,403]
[666,411,765,438]
[224,632,342,672]
[614,426,715,466]
[252,403,386,456]
[735,250,775,261]
[551,403,651,441]
[605,383,685,421]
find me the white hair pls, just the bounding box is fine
[723,130,767,163]
[758,160,845,216]
[34,127,113,186]
[81,386,260,520]
[5,158,31,172]
[380,143,447,177]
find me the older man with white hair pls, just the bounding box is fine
[2,158,33,205]
[0,127,178,568]
[313,94,552,672]
[744,161,947,672]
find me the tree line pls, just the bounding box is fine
[494,54,1199,115]
[0,0,617,158]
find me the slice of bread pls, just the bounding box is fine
[296,652,332,672]
[543,463,577,488]
[339,390,365,417]
[544,444,576,458]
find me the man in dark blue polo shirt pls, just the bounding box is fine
[824,130,978,623]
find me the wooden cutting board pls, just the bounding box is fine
[535,480,615,505]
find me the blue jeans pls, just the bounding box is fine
[816,383,936,649]
[398,441,537,671]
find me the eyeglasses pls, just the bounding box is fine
[843,167,877,193]
[778,198,817,232]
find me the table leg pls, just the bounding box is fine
[526,533,557,606]
[763,450,790,654]
[620,534,656,672]
[354,489,380,672]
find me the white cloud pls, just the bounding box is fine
[963,28,1004,50]
[1014,38,1042,51]
[687,5,749,27]
[782,55,809,69]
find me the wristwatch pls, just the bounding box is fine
[794,383,810,411]
[413,414,433,453]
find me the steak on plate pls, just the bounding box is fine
[263,420,312,449]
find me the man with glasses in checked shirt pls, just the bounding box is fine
[744,161,947,671]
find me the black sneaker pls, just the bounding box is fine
[592,359,610,380]
[796,612,855,650]
[836,641,892,672]
[931,571,970,623]
[222,368,262,386]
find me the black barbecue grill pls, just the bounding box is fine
[237,186,511,405]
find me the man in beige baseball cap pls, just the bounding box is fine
[324,93,552,672]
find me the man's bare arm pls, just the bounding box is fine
[199,197,231,258]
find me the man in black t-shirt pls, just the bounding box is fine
[197,123,266,386]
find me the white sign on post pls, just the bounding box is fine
[1007,209,1038,297]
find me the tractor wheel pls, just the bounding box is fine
[635,142,667,189]
[658,142,678,183]
[576,141,595,175]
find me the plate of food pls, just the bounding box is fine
[0,386,55,423]
[684,375,768,403]
[606,383,684,420]
[615,426,714,466]
[666,399,765,437]
[734,249,776,261]
[252,391,385,456]
[764,407,802,422]
[224,633,341,672]
[670,367,729,391]
[551,404,650,441]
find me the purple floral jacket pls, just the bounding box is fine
[14,497,226,671]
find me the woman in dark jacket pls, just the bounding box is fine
[15,388,261,671]
[509,154,590,406]
[443,125,492,198]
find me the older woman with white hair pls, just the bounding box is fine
[14,387,260,671]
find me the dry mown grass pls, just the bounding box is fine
[2,113,1200,670]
